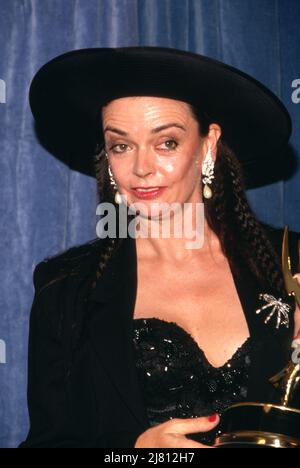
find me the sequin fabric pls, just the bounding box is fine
[132,318,252,446]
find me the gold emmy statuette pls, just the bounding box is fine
[215,225,300,448]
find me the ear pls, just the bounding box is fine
[206,123,222,161]
[293,274,300,339]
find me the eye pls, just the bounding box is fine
[110,144,128,154]
[159,139,178,151]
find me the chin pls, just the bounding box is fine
[129,202,170,220]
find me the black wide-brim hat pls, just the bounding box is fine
[29,46,292,189]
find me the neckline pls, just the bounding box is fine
[131,233,264,340]
[133,316,252,370]
[132,258,256,369]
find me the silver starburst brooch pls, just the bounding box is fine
[256,293,291,329]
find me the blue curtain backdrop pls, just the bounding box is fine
[0,0,300,448]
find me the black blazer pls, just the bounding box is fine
[20,223,300,448]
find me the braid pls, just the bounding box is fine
[90,236,120,289]
[205,140,290,303]
[90,145,136,293]
[88,146,124,292]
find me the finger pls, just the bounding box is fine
[169,415,220,435]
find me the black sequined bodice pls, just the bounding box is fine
[132,318,252,446]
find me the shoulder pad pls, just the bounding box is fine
[33,237,106,294]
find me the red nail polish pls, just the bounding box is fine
[208,414,218,422]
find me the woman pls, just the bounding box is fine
[20,47,300,448]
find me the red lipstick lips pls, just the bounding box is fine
[130,187,166,200]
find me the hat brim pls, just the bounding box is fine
[29,46,292,189]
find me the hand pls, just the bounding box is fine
[134,415,220,449]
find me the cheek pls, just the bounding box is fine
[111,164,129,184]
[156,155,196,182]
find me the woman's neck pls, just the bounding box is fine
[134,214,222,264]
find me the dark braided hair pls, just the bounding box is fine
[90,144,136,292]
[91,102,292,307]
[206,141,288,297]
[90,149,122,290]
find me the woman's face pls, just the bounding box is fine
[101,96,219,218]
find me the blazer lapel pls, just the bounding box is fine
[230,260,295,403]
[86,235,149,429]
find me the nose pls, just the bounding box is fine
[132,146,155,177]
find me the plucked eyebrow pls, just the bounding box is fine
[103,123,187,136]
